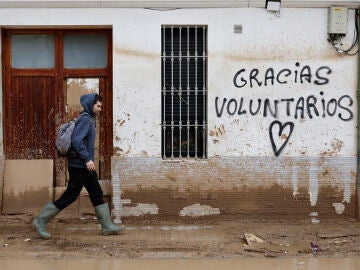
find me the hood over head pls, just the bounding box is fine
[80,93,96,117]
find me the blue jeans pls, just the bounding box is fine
[54,167,104,210]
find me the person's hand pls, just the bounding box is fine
[86,160,96,171]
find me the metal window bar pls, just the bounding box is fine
[162,26,166,159]
[162,25,207,159]
[202,26,206,159]
[194,26,198,158]
[179,27,182,158]
[171,27,174,158]
[187,26,190,158]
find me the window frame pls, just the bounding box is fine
[161,25,208,160]
[7,29,112,77]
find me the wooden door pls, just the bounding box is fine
[2,29,113,188]
[2,30,61,160]
[4,76,59,159]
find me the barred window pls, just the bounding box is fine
[161,26,207,159]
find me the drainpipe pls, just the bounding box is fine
[357,8,360,220]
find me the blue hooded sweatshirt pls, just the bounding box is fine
[68,93,97,169]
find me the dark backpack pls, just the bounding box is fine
[55,112,89,156]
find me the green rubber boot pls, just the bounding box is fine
[95,203,124,235]
[32,202,60,239]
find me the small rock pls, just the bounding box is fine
[244,233,265,245]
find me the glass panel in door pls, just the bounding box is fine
[66,78,100,178]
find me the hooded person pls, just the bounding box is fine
[33,93,124,239]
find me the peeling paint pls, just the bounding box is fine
[342,170,352,203]
[291,166,299,198]
[111,162,123,223]
[113,147,123,156]
[179,204,220,217]
[209,124,226,144]
[320,138,344,156]
[308,159,319,207]
[332,203,345,215]
[140,150,148,157]
[121,203,159,217]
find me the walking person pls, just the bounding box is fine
[33,93,124,239]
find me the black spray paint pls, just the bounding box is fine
[269,121,294,157]
[215,93,353,122]
[219,63,353,157]
[233,63,332,88]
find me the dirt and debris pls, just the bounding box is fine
[0,215,359,259]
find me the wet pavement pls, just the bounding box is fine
[1,258,360,270]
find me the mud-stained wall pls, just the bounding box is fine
[112,156,356,219]
[2,160,53,214]
[110,8,358,219]
[0,7,358,218]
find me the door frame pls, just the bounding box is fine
[2,28,113,185]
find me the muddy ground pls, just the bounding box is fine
[0,215,359,259]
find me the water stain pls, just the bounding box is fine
[121,185,356,219]
[114,47,157,59]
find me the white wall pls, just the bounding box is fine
[112,8,358,158]
[0,7,357,159]
[208,9,358,157]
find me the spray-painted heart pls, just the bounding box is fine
[269,120,294,157]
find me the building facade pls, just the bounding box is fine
[0,0,359,221]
